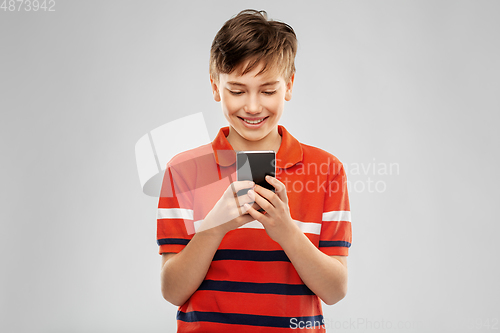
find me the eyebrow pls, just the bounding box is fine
[227,80,279,87]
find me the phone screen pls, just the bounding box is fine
[236,151,276,196]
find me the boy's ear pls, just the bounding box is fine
[284,72,295,101]
[210,74,221,102]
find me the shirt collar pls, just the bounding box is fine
[211,125,303,169]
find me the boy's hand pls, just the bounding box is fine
[244,176,301,245]
[197,180,256,236]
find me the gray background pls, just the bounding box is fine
[1,0,499,332]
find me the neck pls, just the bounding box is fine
[227,126,282,152]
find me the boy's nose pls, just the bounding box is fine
[244,95,262,114]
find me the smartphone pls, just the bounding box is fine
[236,150,276,197]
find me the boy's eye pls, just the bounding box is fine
[263,91,277,95]
[229,90,243,95]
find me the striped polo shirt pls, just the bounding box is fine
[157,125,352,332]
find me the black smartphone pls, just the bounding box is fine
[236,150,276,197]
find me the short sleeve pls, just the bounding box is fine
[318,160,352,256]
[156,161,195,255]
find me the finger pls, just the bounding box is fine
[236,188,256,207]
[265,175,288,205]
[253,185,281,209]
[243,202,268,223]
[251,189,274,213]
[240,192,266,214]
[230,180,255,197]
[250,201,263,212]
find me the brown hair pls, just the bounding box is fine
[210,9,298,83]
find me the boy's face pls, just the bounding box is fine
[210,61,294,148]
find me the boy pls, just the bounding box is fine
[157,9,351,332]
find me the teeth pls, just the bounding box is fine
[243,118,265,124]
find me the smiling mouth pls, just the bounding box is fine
[238,116,268,124]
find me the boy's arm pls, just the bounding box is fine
[276,229,348,305]
[160,229,224,306]
[159,180,256,306]
[244,175,350,305]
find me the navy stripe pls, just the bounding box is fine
[319,240,351,248]
[198,279,314,296]
[157,238,190,246]
[213,249,290,262]
[177,310,324,328]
